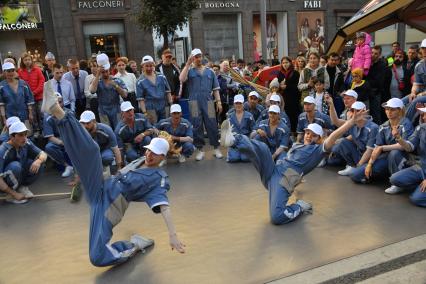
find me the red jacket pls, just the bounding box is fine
[18,66,44,101]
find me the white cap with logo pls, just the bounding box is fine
[382,98,404,109]
[270,94,281,102]
[79,111,96,123]
[304,123,324,137]
[2,62,15,71]
[233,94,244,104]
[144,137,170,156]
[248,91,260,98]
[9,122,28,134]
[96,53,110,70]
[170,104,182,113]
[141,55,154,65]
[268,105,280,113]
[351,101,366,110]
[343,89,358,99]
[191,48,202,57]
[303,96,316,104]
[120,101,134,112]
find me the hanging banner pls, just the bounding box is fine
[296,11,326,54]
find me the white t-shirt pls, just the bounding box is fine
[114,71,137,93]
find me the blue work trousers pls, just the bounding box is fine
[234,134,303,225]
[190,100,219,149]
[45,142,69,166]
[390,166,426,207]
[4,159,43,188]
[328,139,361,167]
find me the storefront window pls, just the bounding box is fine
[83,21,126,59]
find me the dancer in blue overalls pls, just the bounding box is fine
[220,109,366,225]
[226,94,255,162]
[386,106,426,206]
[179,48,223,161]
[41,87,185,267]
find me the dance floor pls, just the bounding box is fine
[1,150,425,284]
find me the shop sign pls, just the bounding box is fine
[198,1,240,9]
[303,0,322,9]
[78,0,124,9]
[0,22,41,31]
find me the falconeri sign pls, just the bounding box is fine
[78,0,124,9]
[0,22,41,31]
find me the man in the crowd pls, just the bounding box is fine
[156,49,181,103]
[327,89,358,127]
[43,92,74,178]
[0,121,47,204]
[155,104,195,163]
[89,53,128,128]
[385,49,410,100]
[79,110,122,173]
[366,45,388,124]
[43,52,56,81]
[179,48,223,161]
[404,45,420,93]
[115,101,154,162]
[325,52,345,116]
[63,58,89,117]
[46,64,75,112]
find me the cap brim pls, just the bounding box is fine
[79,119,90,123]
[381,102,402,108]
[121,107,134,112]
[304,127,322,136]
[144,145,163,155]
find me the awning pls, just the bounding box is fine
[327,0,426,54]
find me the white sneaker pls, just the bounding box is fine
[338,165,354,176]
[130,234,154,251]
[61,166,74,178]
[296,199,313,214]
[195,149,205,161]
[385,185,403,195]
[220,119,235,147]
[41,81,58,114]
[178,155,186,163]
[214,148,223,159]
[18,186,34,198]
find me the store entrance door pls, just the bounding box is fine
[83,21,126,59]
[89,35,120,58]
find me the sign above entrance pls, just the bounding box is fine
[78,0,124,9]
[198,1,240,9]
[0,3,42,31]
[303,0,322,9]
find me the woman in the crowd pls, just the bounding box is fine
[276,56,301,133]
[17,52,44,135]
[226,94,255,163]
[350,68,372,107]
[0,62,35,128]
[298,52,330,104]
[349,98,414,184]
[114,57,138,111]
[294,55,307,74]
[388,106,426,206]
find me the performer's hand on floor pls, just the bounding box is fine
[170,234,186,253]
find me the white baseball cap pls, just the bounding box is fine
[382,98,404,109]
[233,94,244,104]
[270,94,281,102]
[170,104,182,113]
[421,38,426,48]
[303,96,316,104]
[268,105,280,113]
[2,62,15,71]
[351,101,366,110]
[249,91,260,98]
[96,53,110,70]
[343,89,358,99]
[6,116,20,128]
[45,52,55,60]
[144,137,170,156]
[191,48,202,57]
[9,121,28,134]
[304,123,324,137]
[79,110,96,123]
[141,55,154,65]
[120,101,134,112]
